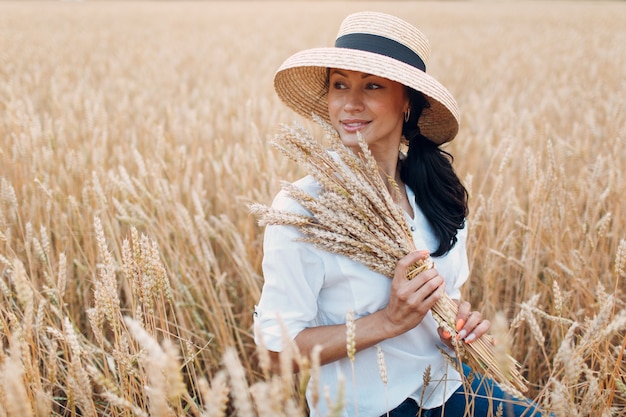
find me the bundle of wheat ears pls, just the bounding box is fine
[251,119,528,397]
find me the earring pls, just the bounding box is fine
[404,108,411,123]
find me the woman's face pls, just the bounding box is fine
[327,69,408,154]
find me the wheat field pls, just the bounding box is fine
[0,1,625,416]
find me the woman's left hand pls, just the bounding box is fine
[438,300,490,347]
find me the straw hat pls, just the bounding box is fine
[274,11,460,144]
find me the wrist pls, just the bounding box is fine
[376,309,406,340]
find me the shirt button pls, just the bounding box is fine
[410,226,415,232]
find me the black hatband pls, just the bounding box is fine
[334,33,426,72]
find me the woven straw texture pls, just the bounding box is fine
[274,11,460,144]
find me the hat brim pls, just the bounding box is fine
[274,47,460,144]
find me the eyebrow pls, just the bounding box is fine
[330,69,374,79]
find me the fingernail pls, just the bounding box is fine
[442,330,451,339]
[456,329,467,340]
[455,319,465,331]
[464,333,476,344]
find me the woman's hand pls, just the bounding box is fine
[438,300,491,348]
[293,250,445,367]
[381,250,446,338]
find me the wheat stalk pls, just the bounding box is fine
[251,119,528,396]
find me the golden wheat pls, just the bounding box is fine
[0,1,624,416]
[253,120,529,395]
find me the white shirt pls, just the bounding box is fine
[254,174,469,416]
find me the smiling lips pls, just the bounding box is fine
[341,119,370,133]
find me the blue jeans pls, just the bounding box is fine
[383,364,547,417]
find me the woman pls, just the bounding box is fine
[255,11,546,417]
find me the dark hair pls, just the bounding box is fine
[400,88,468,257]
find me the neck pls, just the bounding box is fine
[347,139,405,196]
[370,147,403,193]
[353,144,411,216]
[349,143,400,177]
[379,162,402,196]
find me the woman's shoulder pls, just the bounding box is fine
[271,175,322,214]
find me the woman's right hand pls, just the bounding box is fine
[381,250,445,338]
[294,250,446,367]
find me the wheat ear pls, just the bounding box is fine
[251,120,528,395]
